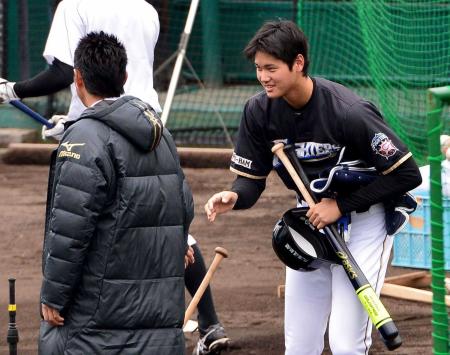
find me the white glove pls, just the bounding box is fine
[41,115,68,141]
[0,78,18,103]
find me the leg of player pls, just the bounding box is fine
[185,239,230,355]
[328,203,393,354]
[285,266,332,355]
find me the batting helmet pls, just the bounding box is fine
[272,207,338,271]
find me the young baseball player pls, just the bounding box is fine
[205,20,422,355]
[0,1,229,352]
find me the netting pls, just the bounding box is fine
[155,0,450,159]
[154,0,295,147]
[2,1,449,155]
[305,0,450,164]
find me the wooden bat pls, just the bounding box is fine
[184,247,228,327]
[272,142,402,351]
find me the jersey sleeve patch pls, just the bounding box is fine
[231,152,253,169]
[371,133,398,159]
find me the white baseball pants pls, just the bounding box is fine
[284,203,393,355]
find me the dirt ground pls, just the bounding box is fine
[0,163,435,354]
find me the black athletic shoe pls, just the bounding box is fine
[192,323,230,355]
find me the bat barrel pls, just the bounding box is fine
[7,278,18,355]
[325,226,401,350]
[10,100,54,128]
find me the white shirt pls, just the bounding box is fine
[417,160,450,197]
[43,0,161,120]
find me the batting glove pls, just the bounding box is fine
[41,114,67,141]
[0,78,18,103]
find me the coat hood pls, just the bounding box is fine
[78,96,163,152]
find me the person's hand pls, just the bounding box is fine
[41,114,67,141]
[41,303,64,327]
[204,191,238,222]
[185,246,195,268]
[0,78,18,103]
[306,198,342,230]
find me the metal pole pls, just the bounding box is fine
[426,86,450,355]
[161,0,200,126]
[201,0,222,87]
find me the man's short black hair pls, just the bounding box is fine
[244,20,309,75]
[74,31,127,97]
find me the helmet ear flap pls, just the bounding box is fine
[272,207,337,271]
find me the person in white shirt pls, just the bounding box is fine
[416,134,450,196]
[0,0,160,139]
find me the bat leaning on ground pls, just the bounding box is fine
[184,247,228,327]
[9,100,54,128]
[272,142,402,351]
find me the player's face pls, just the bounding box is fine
[254,51,300,99]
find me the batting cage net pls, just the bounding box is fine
[154,0,450,161]
[2,1,448,157]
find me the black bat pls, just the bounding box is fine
[272,142,401,351]
[7,278,19,355]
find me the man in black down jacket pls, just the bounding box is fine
[38,31,194,355]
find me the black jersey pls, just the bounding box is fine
[230,77,411,192]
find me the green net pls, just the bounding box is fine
[4,0,449,152]
[156,0,450,157]
[155,0,295,147]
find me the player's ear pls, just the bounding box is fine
[123,71,128,86]
[293,54,304,73]
[74,69,84,90]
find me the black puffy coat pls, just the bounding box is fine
[39,96,194,355]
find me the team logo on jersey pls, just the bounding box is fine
[231,152,252,169]
[371,133,398,159]
[58,141,85,160]
[293,142,341,161]
[272,141,341,169]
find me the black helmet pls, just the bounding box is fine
[272,207,337,271]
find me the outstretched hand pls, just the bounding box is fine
[204,191,238,222]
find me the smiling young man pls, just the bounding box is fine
[204,20,421,355]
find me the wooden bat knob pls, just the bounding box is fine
[214,247,228,258]
[184,246,229,327]
[271,142,285,153]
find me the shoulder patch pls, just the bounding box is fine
[371,133,398,159]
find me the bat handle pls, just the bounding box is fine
[380,323,402,350]
[7,278,18,355]
[9,100,54,128]
[184,247,228,327]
